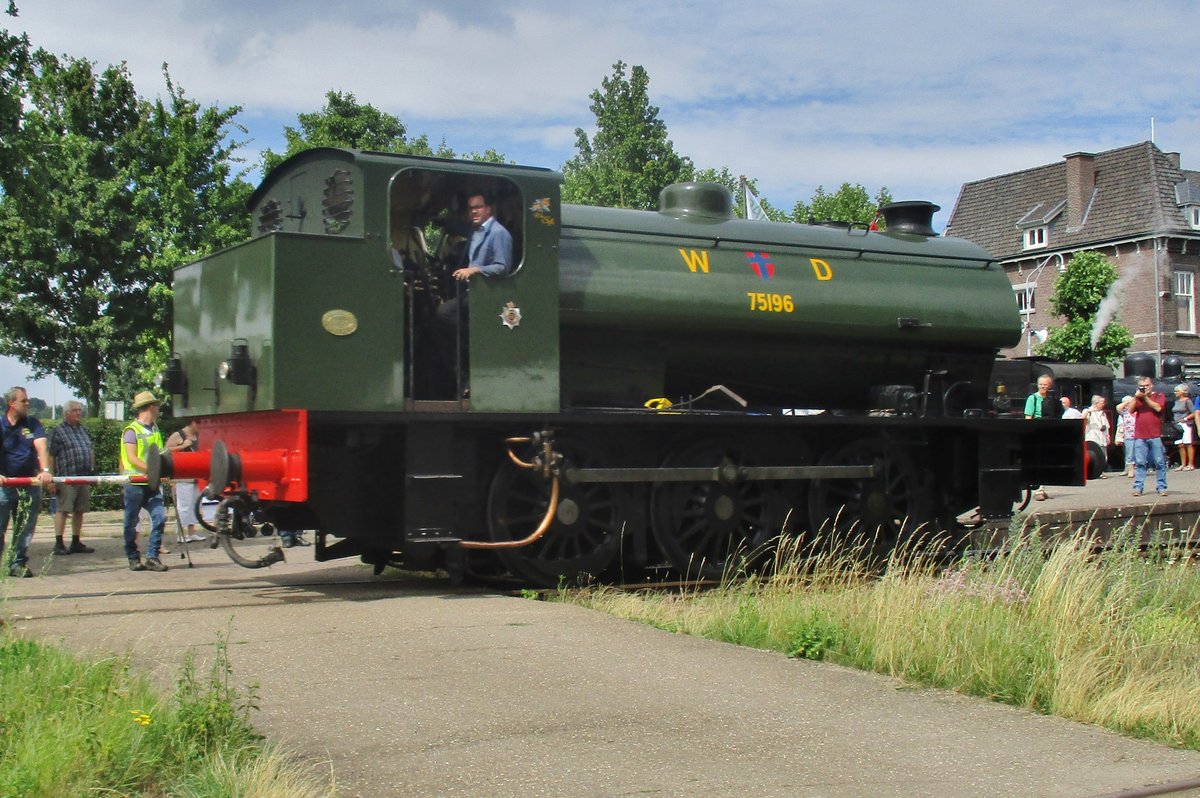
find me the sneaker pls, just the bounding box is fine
[8,564,33,578]
[52,541,70,556]
[68,540,95,554]
[184,534,206,543]
[144,557,168,572]
[293,534,311,547]
[129,558,146,571]
[280,537,294,549]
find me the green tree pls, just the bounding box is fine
[792,182,893,227]
[562,61,693,210]
[128,69,253,396]
[693,166,788,221]
[260,90,499,173]
[1037,250,1133,366]
[0,16,28,181]
[0,48,249,413]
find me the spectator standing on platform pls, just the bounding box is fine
[1116,395,1137,478]
[1081,395,1111,478]
[1060,396,1083,419]
[1024,375,1054,419]
[1130,378,1168,497]
[120,391,168,572]
[164,421,205,543]
[47,400,96,555]
[0,387,54,577]
[278,529,310,548]
[1171,384,1197,472]
[1024,375,1054,500]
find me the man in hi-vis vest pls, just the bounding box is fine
[120,391,168,572]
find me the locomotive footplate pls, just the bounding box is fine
[561,463,874,484]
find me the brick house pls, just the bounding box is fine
[945,142,1200,374]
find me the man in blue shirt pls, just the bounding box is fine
[451,191,513,281]
[434,191,514,396]
[1,386,54,577]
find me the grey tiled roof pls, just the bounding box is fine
[1178,174,1200,205]
[945,142,1196,260]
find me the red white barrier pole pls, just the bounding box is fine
[0,474,148,487]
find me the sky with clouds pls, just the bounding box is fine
[3,0,1199,403]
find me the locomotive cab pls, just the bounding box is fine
[174,148,564,416]
[388,168,532,403]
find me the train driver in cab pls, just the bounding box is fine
[452,191,512,281]
[437,191,512,326]
[434,191,514,394]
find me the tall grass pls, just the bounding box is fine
[565,525,1200,750]
[0,622,335,797]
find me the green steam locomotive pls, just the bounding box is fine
[157,148,1082,584]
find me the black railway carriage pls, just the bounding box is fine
[159,148,1084,584]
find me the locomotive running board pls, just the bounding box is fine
[562,464,874,484]
[405,399,472,412]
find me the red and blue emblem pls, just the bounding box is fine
[745,251,774,280]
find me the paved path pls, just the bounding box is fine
[4,513,1200,797]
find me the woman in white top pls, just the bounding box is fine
[1081,395,1111,478]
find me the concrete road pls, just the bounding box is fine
[4,515,1200,798]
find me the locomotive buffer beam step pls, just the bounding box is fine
[562,464,874,485]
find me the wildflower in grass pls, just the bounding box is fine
[129,708,152,726]
[927,568,1029,605]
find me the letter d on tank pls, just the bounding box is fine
[810,258,833,281]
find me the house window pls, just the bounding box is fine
[1175,271,1196,334]
[1013,281,1035,316]
[1022,226,1047,250]
[1189,206,1200,230]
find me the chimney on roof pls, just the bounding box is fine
[1166,152,1181,169]
[1064,151,1095,230]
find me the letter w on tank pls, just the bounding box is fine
[678,248,710,273]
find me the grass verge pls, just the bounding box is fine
[561,526,1200,750]
[0,617,335,797]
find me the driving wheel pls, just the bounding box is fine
[806,437,934,555]
[650,438,793,580]
[487,442,627,587]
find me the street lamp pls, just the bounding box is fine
[1018,252,1065,356]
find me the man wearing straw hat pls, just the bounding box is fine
[119,391,169,572]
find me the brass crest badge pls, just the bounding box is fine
[500,302,522,330]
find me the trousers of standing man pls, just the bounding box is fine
[122,484,165,562]
[1132,437,1168,494]
[0,485,39,569]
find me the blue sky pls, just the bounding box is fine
[4,0,1199,403]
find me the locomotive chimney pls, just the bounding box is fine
[880,201,940,237]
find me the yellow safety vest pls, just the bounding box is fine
[119,421,163,476]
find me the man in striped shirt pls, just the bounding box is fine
[48,400,96,555]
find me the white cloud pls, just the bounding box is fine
[10,0,1200,215]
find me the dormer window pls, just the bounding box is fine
[1023,226,1048,250]
[1016,200,1062,252]
[1176,180,1200,230]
